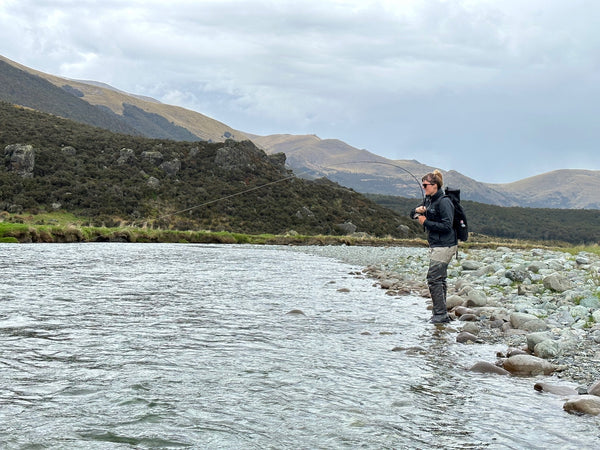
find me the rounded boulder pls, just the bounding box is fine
[502,354,557,376]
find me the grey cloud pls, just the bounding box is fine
[1,0,600,182]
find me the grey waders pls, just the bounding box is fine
[426,246,456,323]
[427,260,450,323]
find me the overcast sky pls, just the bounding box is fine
[2,0,599,183]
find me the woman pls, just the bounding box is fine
[411,169,457,324]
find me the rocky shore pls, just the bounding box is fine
[291,244,600,416]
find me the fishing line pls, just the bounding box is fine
[337,160,425,204]
[152,172,299,222]
[140,160,424,225]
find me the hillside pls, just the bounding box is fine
[251,134,516,204]
[0,102,417,238]
[252,134,600,210]
[488,170,600,209]
[366,194,600,245]
[2,54,599,210]
[0,58,140,136]
[0,55,247,143]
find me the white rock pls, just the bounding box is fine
[563,395,600,415]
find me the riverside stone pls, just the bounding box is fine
[526,332,553,352]
[446,294,464,309]
[456,331,480,343]
[580,297,600,309]
[527,262,548,273]
[461,322,480,335]
[379,278,400,289]
[576,256,591,265]
[506,268,530,283]
[502,355,557,376]
[465,290,487,307]
[462,260,483,270]
[588,380,600,397]
[472,265,496,277]
[518,284,543,296]
[569,305,590,323]
[563,395,600,416]
[510,312,541,329]
[469,361,510,376]
[533,382,579,396]
[521,319,549,332]
[534,340,560,358]
[543,273,572,292]
[459,314,478,322]
[454,306,477,316]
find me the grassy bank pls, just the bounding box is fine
[0,212,426,247]
[1,212,598,255]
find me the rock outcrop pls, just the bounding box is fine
[4,143,35,177]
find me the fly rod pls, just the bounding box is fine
[138,160,424,225]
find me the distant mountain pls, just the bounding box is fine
[0,55,247,143]
[250,134,600,210]
[489,170,600,209]
[2,54,598,210]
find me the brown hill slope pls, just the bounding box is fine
[487,170,600,209]
[250,134,516,205]
[4,55,598,209]
[0,55,247,143]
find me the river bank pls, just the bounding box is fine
[290,244,600,416]
[0,218,423,246]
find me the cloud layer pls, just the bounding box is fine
[2,0,599,182]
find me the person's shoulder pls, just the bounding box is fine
[440,195,454,208]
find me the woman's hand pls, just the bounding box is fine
[415,206,426,214]
[418,215,427,225]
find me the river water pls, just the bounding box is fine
[0,243,598,449]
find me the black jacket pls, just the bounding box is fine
[412,190,457,247]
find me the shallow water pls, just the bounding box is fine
[0,243,598,448]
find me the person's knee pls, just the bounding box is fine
[427,261,447,283]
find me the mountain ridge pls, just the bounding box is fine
[2,54,598,210]
[0,54,247,143]
[250,133,598,209]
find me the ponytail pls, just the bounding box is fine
[422,169,444,189]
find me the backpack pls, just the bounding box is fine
[444,187,469,242]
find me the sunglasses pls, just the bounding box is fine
[422,183,434,188]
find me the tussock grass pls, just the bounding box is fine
[1,212,598,252]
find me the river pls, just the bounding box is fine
[0,243,597,448]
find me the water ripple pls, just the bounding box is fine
[0,243,598,448]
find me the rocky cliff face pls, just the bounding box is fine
[215,139,287,174]
[4,143,35,178]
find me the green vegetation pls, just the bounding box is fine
[584,316,596,329]
[366,194,600,245]
[0,212,429,246]
[2,96,599,246]
[0,102,421,238]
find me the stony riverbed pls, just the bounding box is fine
[290,244,600,416]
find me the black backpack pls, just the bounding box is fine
[444,187,469,241]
